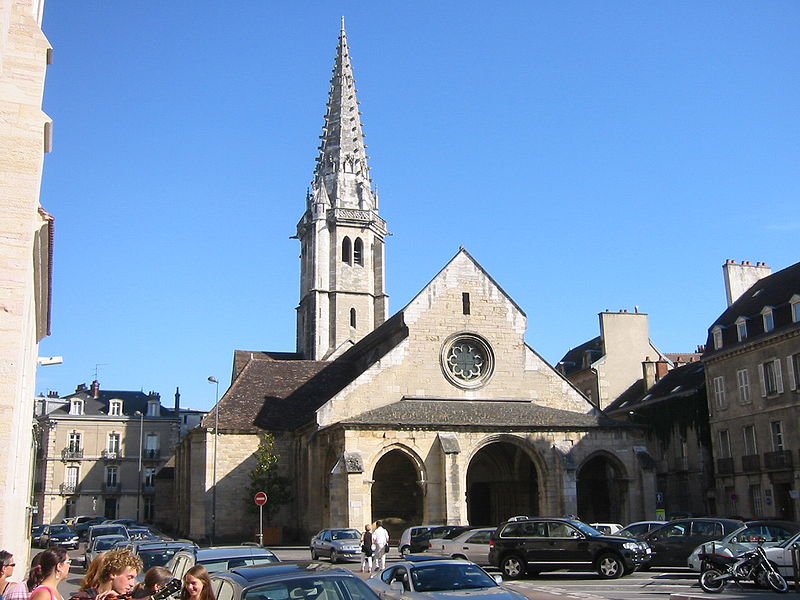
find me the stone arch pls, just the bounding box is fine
[576,450,628,523]
[370,445,425,542]
[466,435,544,526]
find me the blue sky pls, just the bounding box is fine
[36,2,799,410]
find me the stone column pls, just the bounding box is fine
[438,433,462,524]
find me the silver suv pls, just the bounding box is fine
[166,546,280,580]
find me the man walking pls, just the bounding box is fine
[372,520,390,571]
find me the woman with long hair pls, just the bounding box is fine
[181,566,213,600]
[132,567,173,599]
[27,548,70,600]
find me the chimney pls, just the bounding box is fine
[642,358,657,391]
[47,390,59,398]
[76,383,87,392]
[91,379,101,399]
[174,387,181,413]
[723,259,771,306]
[656,360,669,379]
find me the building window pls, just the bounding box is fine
[788,353,800,391]
[791,295,800,323]
[107,433,120,454]
[771,421,784,451]
[147,400,159,417]
[749,485,763,517]
[441,333,495,390]
[743,424,757,455]
[462,292,471,315]
[712,327,723,350]
[109,400,122,416]
[762,307,775,333]
[736,317,748,342]
[761,360,783,396]
[718,429,731,459]
[145,434,159,459]
[65,497,76,519]
[341,237,352,264]
[106,466,119,487]
[353,238,363,266]
[69,399,84,416]
[144,496,155,522]
[68,432,82,452]
[65,466,79,488]
[349,308,356,328]
[736,369,751,404]
[713,376,727,409]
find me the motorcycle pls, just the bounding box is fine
[699,542,789,594]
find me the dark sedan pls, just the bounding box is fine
[209,563,381,600]
[641,517,744,568]
[39,524,80,549]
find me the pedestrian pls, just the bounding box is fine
[5,551,42,600]
[371,520,390,571]
[132,567,173,599]
[360,525,373,572]
[0,551,17,600]
[27,548,71,600]
[181,566,213,600]
[71,548,142,600]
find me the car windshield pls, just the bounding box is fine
[410,563,496,592]
[139,548,183,570]
[331,530,360,541]
[776,532,800,549]
[201,555,279,573]
[50,525,71,534]
[96,538,121,550]
[244,576,375,600]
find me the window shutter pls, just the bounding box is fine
[788,357,797,391]
[775,359,784,394]
[759,364,767,397]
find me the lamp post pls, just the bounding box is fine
[134,410,144,522]
[207,376,220,545]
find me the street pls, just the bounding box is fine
[53,546,798,600]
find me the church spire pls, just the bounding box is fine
[313,18,374,209]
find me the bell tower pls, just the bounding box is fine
[296,20,389,360]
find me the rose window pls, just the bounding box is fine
[441,334,494,389]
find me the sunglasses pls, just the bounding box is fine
[4,564,14,567]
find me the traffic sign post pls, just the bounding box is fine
[254,491,268,546]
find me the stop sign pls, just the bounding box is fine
[254,491,268,506]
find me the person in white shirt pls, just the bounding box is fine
[371,520,390,571]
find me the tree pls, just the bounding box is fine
[246,432,293,525]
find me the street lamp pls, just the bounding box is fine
[207,376,220,545]
[134,410,144,522]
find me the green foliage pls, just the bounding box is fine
[246,432,293,524]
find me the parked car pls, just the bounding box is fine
[76,517,108,542]
[765,531,800,578]
[687,520,800,571]
[367,558,527,600]
[87,524,130,548]
[425,527,494,565]
[409,526,474,556]
[590,523,624,536]
[124,540,198,571]
[102,519,142,528]
[84,534,129,568]
[127,527,163,542]
[399,526,439,557]
[488,517,650,579]
[309,528,363,563]
[617,521,667,539]
[641,517,744,568]
[166,546,280,580]
[31,525,45,546]
[39,524,80,549]
[209,562,380,600]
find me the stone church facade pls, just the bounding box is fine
[174,22,656,543]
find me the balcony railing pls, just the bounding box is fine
[59,483,78,495]
[764,450,793,470]
[61,448,83,460]
[143,449,161,460]
[742,454,761,472]
[103,482,121,493]
[101,449,119,460]
[716,457,734,475]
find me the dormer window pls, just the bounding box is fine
[736,317,748,342]
[69,398,84,416]
[147,399,160,417]
[791,295,800,323]
[109,399,123,416]
[762,307,775,333]
[712,326,723,350]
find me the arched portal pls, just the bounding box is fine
[371,450,423,538]
[576,453,627,523]
[467,441,539,525]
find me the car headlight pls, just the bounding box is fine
[623,542,640,550]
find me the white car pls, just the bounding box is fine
[687,521,800,571]
[765,531,800,578]
[590,523,624,535]
[425,527,494,565]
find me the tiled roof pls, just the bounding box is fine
[605,361,706,416]
[51,388,174,417]
[557,336,603,376]
[705,261,800,353]
[339,398,626,429]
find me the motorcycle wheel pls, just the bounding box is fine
[766,571,789,593]
[699,568,726,593]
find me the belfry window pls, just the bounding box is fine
[354,238,363,266]
[350,308,357,328]
[342,237,352,264]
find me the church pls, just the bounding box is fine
[173,22,656,543]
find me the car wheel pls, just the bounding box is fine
[310,549,318,560]
[500,555,526,579]
[400,545,411,557]
[330,550,338,563]
[597,553,624,579]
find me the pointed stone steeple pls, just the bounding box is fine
[296,21,389,361]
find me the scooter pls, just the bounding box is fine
[699,542,788,594]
